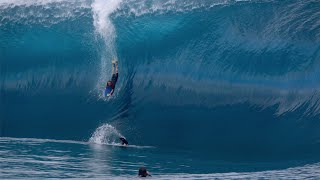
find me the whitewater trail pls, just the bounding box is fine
[91,0,122,92]
[90,0,124,143]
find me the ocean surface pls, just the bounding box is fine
[1,0,320,179]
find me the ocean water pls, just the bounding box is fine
[1,0,320,179]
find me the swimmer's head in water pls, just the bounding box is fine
[138,167,148,177]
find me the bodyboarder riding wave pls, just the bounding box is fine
[105,59,118,97]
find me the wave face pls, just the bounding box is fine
[1,0,320,159]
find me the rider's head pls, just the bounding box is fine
[107,81,112,86]
[138,167,148,177]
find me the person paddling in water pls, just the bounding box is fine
[138,167,151,177]
[105,59,118,97]
[119,137,128,146]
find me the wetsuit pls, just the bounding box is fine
[119,137,128,145]
[111,73,118,87]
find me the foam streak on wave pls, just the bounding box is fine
[91,0,122,89]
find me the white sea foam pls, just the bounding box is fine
[115,0,252,17]
[0,0,90,26]
[0,0,73,7]
[91,0,122,95]
[89,124,124,145]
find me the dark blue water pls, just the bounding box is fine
[1,0,320,178]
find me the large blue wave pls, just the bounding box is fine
[1,0,320,159]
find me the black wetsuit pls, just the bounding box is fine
[119,137,128,145]
[111,73,118,87]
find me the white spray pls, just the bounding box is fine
[91,0,122,90]
[90,1,124,145]
[89,124,124,144]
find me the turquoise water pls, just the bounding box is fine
[1,0,320,178]
[1,137,320,179]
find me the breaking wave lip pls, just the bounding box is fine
[0,0,91,27]
[116,0,253,17]
[0,0,90,7]
[0,0,254,28]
